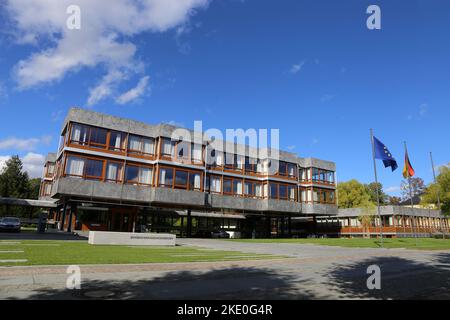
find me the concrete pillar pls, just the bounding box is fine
[60,203,67,231]
[186,209,192,238]
[288,215,292,237]
[67,203,76,233]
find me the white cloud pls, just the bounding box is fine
[6,0,210,102]
[115,76,150,104]
[22,152,46,178]
[0,153,45,178]
[320,94,334,103]
[289,61,306,74]
[0,156,9,173]
[311,138,319,145]
[385,186,401,194]
[0,135,52,151]
[87,69,126,106]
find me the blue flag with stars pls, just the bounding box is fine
[373,136,398,172]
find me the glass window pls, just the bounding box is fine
[210,176,221,193]
[109,131,125,151]
[287,163,296,177]
[159,168,173,187]
[162,138,175,157]
[279,184,287,199]
[106,162,123,182]
[85,159,103,179]
[125,165,139,184]
[288,185,296,201]
[191,144,203,162]
[65,156,85,177]
[89,128,107,148]
[233,179,243,195]
[177,141,190,159]
[175,170,188,187]
[269,183,278,199]
[70,124,89,145]
[139,167,152,185]
[279,161,287,176]
[255,183,263,197]
[189,172,202,190]
[244,181,253,196]
[223,178,232,194]
[312,168,320,181]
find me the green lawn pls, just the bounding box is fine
[228,238,450,250]
[0,240,283,267]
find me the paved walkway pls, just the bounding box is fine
[1,239,449,299]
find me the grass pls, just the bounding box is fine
[227,238,450,250]
[0,240,283,267]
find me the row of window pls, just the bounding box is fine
[64,122,335,183]
[62,154,335,203]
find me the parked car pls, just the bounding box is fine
[0,217,21,233]
[211,230,230,239]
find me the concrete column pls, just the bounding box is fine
[186,209,192,238]
[60,203,67,231]
[67,203,76,232]
[288,215,292,237]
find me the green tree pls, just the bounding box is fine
[28,178,42,200]
[337,179,373,209]
[364,182,388,205]
[0,155,30,198]
[422,164,450,214]
[388,196,401,205]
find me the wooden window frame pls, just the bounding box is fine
[127,134,155,159]
[124,163,153,186]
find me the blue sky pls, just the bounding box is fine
[0,0,449,196]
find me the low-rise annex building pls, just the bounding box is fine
[39,107,338,238]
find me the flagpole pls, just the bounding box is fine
[404,141,418,245]
[430,152,444,239]
[370,129,383,247]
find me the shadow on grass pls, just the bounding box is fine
[327,253,450,299]
[0,231,87,241]
[15,267,316,300]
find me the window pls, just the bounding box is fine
[89,127,107,148]
[233,179,243,195]
[125,165,152,185]
[46,163,55,177]
[278,161,287,176]
[70,124,89,146]
[245,157,257,173]
[161,138,175,157]
[279,184,287,199]
[191,144,203,162]
[65,156,85,177]
[176,141,190,160]
[210,176,221,193]
[223,178,232,194]
[128,135,155,156]
[269,183,278,199]
[106,162,123,183]
[109,131,125,152]
[188,172,202,191]
[85,159,104,180]
[312,168,320,182]
[287,163,297,178]
[244,181,253,196]
[159,167,174,187]
[175,170,189,188]
[288,185,296,201]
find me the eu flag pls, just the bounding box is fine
[373,136,398,171]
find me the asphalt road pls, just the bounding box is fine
[1,238,449,300]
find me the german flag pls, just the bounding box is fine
[402,150,415,178]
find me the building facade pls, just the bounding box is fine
[39,108,338,238]
[316,206,450,238]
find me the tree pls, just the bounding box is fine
[388,196,401,205]
[364,182,388,205]
[0,156,30,198]
[28,178,42,200]
[422,164,450,214]
[400,177,425,200]
[337,179,373,209]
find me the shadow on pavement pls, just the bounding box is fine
[327,252,450,299]
[17,267,316,300]
[0,231,87,241]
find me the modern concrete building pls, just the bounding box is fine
[39,108,337,238]
[316,206,450,238]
